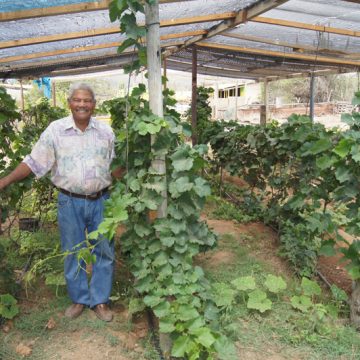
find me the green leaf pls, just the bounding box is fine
[160,236,175,247]
[319,240,336,256]
[128,298,145,316]
[212,283,236,307]
[134,223,151,237]
[301,277,321,296]
[231,276,256,291]
[169,219,186,235]
[117,37,137,53]
[186,317,205,331]
[247,289,272,313]
[0,294,19,319]
[264,274,287,294]
[177,304,200,321]
[45,272,66,286]
[290,295,312,312]
[153,301,171,318]
[350,144,360,162]
[153,251,168,267]
[190,327,216,348]
[330,284,348,302]
[214,335,237,360]
[304,138,332,155]
[171,335,190,357]
[333,138,352,158]
[169,176,193,198]
[159,318,176,333]
[109,0,120,22]
[316,155,337,170]
[335,166,352,183]
[348,266,360,280]
[143,295,162,307]
[193,177,211,197]
[171,148,194,171]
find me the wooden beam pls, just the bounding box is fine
[0,12,233,50]
[252,16,360,38]
[0,31,201,64]
[221,32,356,57]
[263,68,349,82]
[191,46,198,146]
[196,42,360,67]
[163,0,289,58]
[0,0,192,22]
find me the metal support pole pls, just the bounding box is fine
[234,81,238,121]
[260,78,268,125]
[191,46,198,146]
[20,80,25,111]
[310,73,315,121]
[52,81,56,107]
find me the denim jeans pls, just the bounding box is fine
[57,192,114,308]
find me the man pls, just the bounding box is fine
[0,83,120,322]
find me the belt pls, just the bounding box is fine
[58,187,109,200]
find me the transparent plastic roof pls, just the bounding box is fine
[0,0,359,80]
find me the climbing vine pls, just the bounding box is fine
[94,83,235,359]
[87,2,236,358]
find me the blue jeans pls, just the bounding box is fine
[57,192,114,308]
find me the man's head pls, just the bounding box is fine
[67,83,96,123]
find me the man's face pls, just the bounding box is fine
[68,89,96,122]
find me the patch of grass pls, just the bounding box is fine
[140,335,161,360]
[106,333,120,347]
[206,196,257,223]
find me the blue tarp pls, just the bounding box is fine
[0,0,98,12]
[34,77,52,99]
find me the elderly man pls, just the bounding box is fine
[0,83,120,322]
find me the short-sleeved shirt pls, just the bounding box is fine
[23,116,115,195]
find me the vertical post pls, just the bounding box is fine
[145,1,166,218]
[214,83,218,120]
[234,81,238,121]
[20,79,25,111]
[145,4,170,357]
[310,73,315,121]
[260,78,268,125]
[52,81,56,107]
[0,208,3,235]
[191,46,198,146]
[163,57,167,91]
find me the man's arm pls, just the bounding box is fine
[0,163,32,190]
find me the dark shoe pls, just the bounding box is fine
[93,303,113,322]
[65,303,84,319]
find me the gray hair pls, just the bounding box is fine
[67,83,96,102]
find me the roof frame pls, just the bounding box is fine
[0,12,235,50]
[163,0,290,57]
[0,0,192,22]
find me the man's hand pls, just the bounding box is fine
[0,163,32,190]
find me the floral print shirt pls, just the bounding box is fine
[23,116,115,195]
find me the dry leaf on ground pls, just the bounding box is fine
[16,343,32,357]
